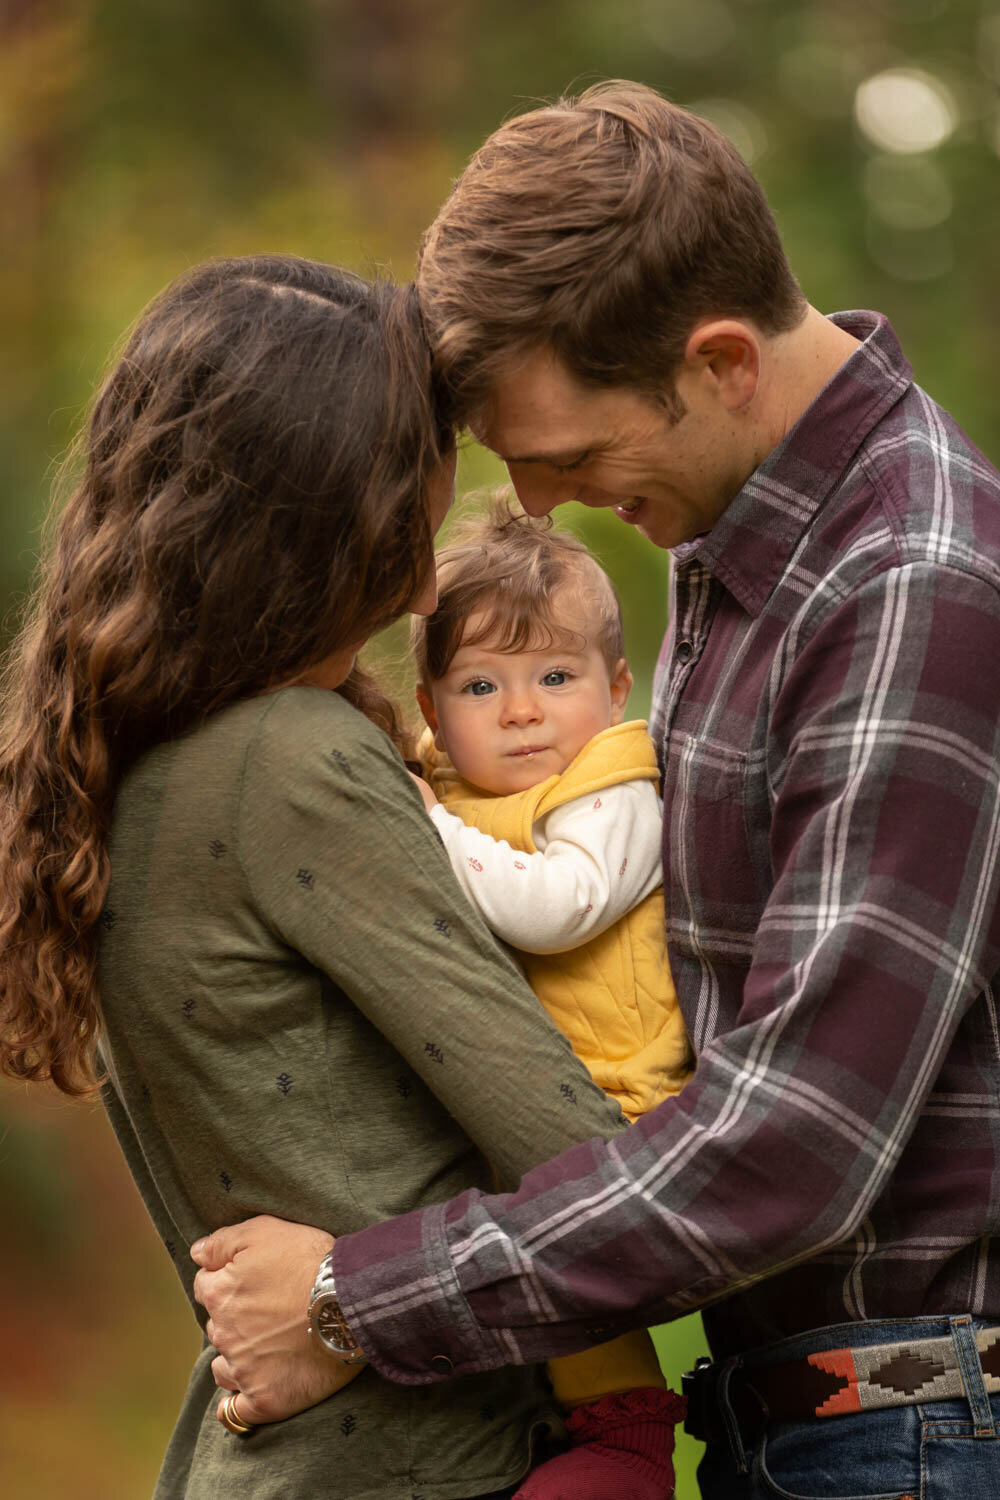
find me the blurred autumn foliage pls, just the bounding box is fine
[2,0,999,1494]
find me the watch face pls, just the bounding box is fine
[317,1298,352,1353]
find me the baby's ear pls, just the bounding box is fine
[415,684,445,750]
[609,658,633,726]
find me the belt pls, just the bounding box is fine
[684,1325,1000,1445]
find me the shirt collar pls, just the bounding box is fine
[672,311,914,617]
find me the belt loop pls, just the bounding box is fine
[717,1358,750,1473]
[950,1316,995,1437]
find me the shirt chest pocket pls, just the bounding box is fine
[662,734,769,959]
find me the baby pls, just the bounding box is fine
[410,503,691,1499]
[411,503,693,1123]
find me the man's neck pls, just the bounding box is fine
[758,305,862,454]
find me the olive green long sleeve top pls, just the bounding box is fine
[97,686,627,1500]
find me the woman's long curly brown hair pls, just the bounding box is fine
[0,254,450,1096]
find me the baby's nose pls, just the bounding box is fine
[501,691,543,724]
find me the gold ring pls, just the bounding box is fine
[219,1390,255,1437]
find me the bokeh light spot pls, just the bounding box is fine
[866,217,954,281]
[854,68,957,154]
[863,155,953,230]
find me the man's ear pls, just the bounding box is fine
[609,658,633,727]
[683,319,760,412]
[416,684,445,749]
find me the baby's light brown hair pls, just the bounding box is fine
[411,497,625,686]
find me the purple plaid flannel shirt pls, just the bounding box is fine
[333,312,1000,1379]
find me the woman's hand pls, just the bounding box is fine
[191,1215,362,1427]
[409,771,439,812]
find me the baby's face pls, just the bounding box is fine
[420,604,631,797]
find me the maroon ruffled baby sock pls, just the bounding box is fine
[515,1386,687,1500]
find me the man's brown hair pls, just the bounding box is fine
[412,498,625,686]
[418,80,807,424]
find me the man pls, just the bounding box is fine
[194,83,1000,1496]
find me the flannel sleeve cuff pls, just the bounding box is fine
[331,1195,511,1384]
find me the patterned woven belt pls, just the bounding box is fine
[684,1326,1000,1443]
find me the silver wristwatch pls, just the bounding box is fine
[307,1251,367,1365]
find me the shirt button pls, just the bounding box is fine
[431,1354,454,1373]
[676,640,694,664]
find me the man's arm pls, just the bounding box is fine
[331,561,1000,1383]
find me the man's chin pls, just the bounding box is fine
[634,518,674,550]
[613,497,675,549]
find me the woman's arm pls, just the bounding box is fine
[237,691,628,1180]
[193,690,632,1419]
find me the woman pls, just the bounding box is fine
[0,255,629,1498]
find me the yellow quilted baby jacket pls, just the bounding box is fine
[422,720,693,1121]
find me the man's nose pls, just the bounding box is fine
[506,464,573,517]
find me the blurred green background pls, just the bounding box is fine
[2,1,998,1494]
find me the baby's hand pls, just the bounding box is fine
[409,771,438,812]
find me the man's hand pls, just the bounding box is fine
[191,1215,362,1427]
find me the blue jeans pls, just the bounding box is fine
[697,1315,1000,1499]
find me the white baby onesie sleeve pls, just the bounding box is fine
[428,778,662,954]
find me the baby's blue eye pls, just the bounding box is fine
[463,679,495,696]
[541,670,569,687]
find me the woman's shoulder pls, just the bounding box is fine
[228,688,417,854]
[125,689,404,820]
[172,686,398,771]
[241,686,403,777]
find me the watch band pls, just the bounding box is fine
[308,1250,367,1365]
